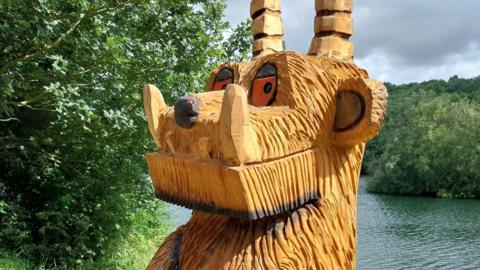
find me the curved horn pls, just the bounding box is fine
[250,0,285,60]
[308,0,354,62]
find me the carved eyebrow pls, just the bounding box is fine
[215,68,234,82]
[255,63,277,78]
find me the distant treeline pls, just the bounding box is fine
[364,76,480,198]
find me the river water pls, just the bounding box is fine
[168,178,480,269]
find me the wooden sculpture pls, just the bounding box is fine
[144,0,388,269]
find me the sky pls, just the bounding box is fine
[224,0,480,84]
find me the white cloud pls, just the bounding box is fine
[224,0,480,84]
[356,44,480,84]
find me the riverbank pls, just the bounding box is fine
[365,174,480,200]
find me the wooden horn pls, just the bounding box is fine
[250,0,285,59]
[308,0,354,62]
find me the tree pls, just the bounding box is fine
[365,78,480,198]
[0,0,252,267]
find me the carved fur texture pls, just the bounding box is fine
[142,0,388,269]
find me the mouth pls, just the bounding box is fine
[146,148,322,220]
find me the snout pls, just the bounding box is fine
[174,96,200,129]
[144,84,314,164]
[143,84,322,219]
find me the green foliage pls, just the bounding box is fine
[221,20,253,63]
[0,250,32,270]
[88,202,172,270]
[0,0,252,268]
[365,76,480,198]
[1,203,170,270]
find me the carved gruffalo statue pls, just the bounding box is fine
[144,0,388,269]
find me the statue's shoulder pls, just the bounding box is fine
[146,226,184,270]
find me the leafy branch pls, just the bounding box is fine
[0,12,89,74]
[0,1,132,75]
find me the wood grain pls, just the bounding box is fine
[251,0,284,59]
[309,0,354,61]
[144,84,166,148]
[144,54,387,270]
[143,0,388,269]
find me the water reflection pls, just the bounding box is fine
[168,178,480,269]
[357,178,480,270]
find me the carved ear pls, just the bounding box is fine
[333,78,388,145]
[144,84,166,148]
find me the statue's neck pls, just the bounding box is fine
[178,199,357,269]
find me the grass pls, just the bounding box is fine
[91,203,172,270]
[0,203,172,270]
[0,251,32,270]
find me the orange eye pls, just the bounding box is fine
[251,77,276,107]
[210,68,234,91]
[249,64,277,107]
[213,79,232,91]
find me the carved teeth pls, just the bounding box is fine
[144,84,167,148]
[219,84,262,165]
[165,131,176,154]
[198,137,212,159]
